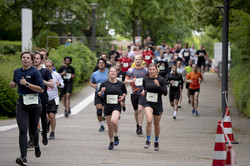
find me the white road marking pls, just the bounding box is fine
[0,93,94,132]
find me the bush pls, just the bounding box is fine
[0,41,22,55]
[34,29,60,49]
[49,42,97,87]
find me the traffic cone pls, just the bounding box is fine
[212,121,227,166]
[226,145,237,166]
[223,107,238,144]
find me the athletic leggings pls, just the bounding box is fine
[16,103,41,157]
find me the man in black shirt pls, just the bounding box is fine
[57,56,75,117]
[167,64,183,119]
[33,53,54,145]
[115,62,126,111]
[196,45,207,75]
[109,46,120,61]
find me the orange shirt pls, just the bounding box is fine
[186,71,203,89]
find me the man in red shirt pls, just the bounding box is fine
[118,51,132,73]
[142,45,155,65]
[185,64,203,116]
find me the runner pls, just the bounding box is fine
[179,43,191,67]
[93,53,112,72]
[118,51,132,74]
[186,64,203,116]
[89,58,109,132]
[115,62,126,111]
[33,52,54,146]
[155,50,168,78]
[196,45,207,75]
[57,56,75,117]
[142,45,155,65]
[10,52,44,166]
[141,63,167,151]
[98,67,127,150]
[125,55,148,135]
[184,60,193,104]
[45,60,64,140]
[167,64,183,119]
[176,61,185,108]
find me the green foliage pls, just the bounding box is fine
[0,41,22,55]
[0,54,21,117]
[49,42,97,87]
[34,30,60,49]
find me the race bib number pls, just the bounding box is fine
[172,81,179,87]
[159,66,165,70]
[135,78,143,86]
[117,77,122,82]
[123,63,129,67]
[63,73,72,79]
[184,52,189,57]
[55,97,60,105]
[167,57,171,62]
[146,92,158,102]
[97,83,101,90]
[145,55,150,60]
[107,95,118,104]
[23,94,38,105]
[199,52,204,56]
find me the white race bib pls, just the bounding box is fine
[135,78,143,86]
[123,63,129,67]
[97,83,101,90]
[23,94,38,105]
[159,66,165,70]
[184,52,189,57]
[172,81,179,87]
[145,55,150,60]
[55,97,60,105]
[107,95,118,104]
[63,73,72,79]
[167,57,171,62]
[117,77,122,82]
[146,92,158,102]
[199,52,204,57]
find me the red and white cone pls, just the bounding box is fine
[226,145,237,166]
[212,121,227,166]
[223,107,238,144]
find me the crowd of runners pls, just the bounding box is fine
[10,37,206,165]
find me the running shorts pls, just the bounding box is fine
[104,104,121,116]
[94,92,104,105]
[131,94,146,111]
[144,102,163,116]
[169,90,180,102]
[47,99,58,114]
[189,88,200,95]
[60,82,73,95]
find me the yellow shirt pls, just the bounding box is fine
[131,60,146,68]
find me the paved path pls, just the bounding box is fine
[0,73,249,166]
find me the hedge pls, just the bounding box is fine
[33,29,60,49]
[0,40,22,55]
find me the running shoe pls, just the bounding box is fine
[27,140,34,149]
[195,110,199,116]
[68,108,71,114]
[136,124,139,134]
[108,142,114,150]
[99,125,105,132]
[173,116,176,120]
[16,156,27,166]
[64,110,69,117]
[42,134,48,145]
[192,109,195,115]
[144,140,151,149]
[154,142,159,151]
[114,136,119,146]
[49,132,55,140]
[123,106,126,112]
[137,126,143,135]
[178,105,181,108]
[34,145,41,158]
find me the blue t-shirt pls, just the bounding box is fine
[13,66,44,103]
[90,69,108,92]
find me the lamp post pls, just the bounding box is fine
[89,3,99,53]
[136,20,142,36]
[216,0,230,118]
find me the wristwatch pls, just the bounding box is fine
[25,82,29,87]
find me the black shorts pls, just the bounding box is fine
[169,90,180,102]
[94,92,104,105]
[60,82,73,95]
[186,82,189,89]
[144,102,163,116]
[48,99,58,114]
[104,104,121,116]
[189,88,200,95]
[131,94,146,111]
[198,60,205,68]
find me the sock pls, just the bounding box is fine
[173,111,177,117]
[114,132,118,137]
[110,138,113,142]
[100,122,104,126]
[178,103,181,106]
[155,136,159,142]
[147,136,151,141]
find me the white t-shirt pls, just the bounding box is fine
[47,71,64,101]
